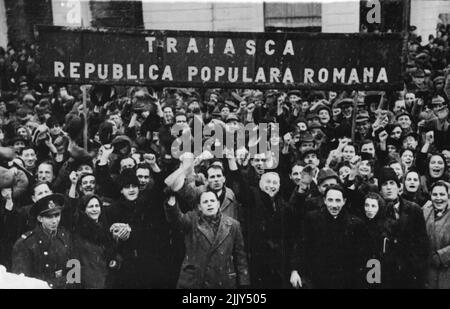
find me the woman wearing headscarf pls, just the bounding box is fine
[69,194,118,289]
[423,181,450,289]
[402,169,429,207]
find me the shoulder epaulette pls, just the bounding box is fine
[20,231,33,240]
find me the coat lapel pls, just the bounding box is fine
[210,217,231,253]
[197,218,215,245]
[220,189,233,213]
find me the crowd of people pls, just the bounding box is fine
[0,23,450,289]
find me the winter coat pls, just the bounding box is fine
[292,208,369,289]
[165,201,249,289]
[423,204,450,289]
[176,179,241,221]
[104,195,172,288]
[382,198,430,288]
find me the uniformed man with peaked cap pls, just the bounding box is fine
[11,194,77,289]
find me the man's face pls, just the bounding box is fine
[38,212,61,233]
[405,93,415,107]
[297,122,307,132]
[37,163,54,183]
[17,127,28,138]
[163,107,174,124]
[121,184,139,201]
[393,101,406,114]
[361,143,375,157]
[175,115,188,126]
[49,124,62,136]
[301,101,310,112]
[299,141,314,154]
[21,149,37,169]
[442,150,450,168]
[120,158,136,173]
[32,184,52,203]
[358,160,372,177]
[397,116,411,129]
[220,107,230,120]
[198,192,220,217]
[342,105,353,118]
[318,110,330,124]
[80,175,96,195]
[13,141,25,154]
[413,76,425,85]
[381,180,400,201]
[319,178,338,195]
[77,164,93,176]
[402,136,418,150]
[325,189,346,217]
[290,165,304,186]
[207,168,225,192]
[390,126,403,140]
[339,166,351,183]
[136,168,151,191]
[356,121,370,136]
[259,173,280,197]
[342,145,356,162]
[304,153,319,168]
[251,154,267,175]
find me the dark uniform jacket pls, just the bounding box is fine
[11,225,77,289]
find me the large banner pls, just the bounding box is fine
[36,25,404,90]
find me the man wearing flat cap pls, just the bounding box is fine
[11,193,77,289]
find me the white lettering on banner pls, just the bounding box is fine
[85,63,95,78]
[70,62,80,79]
[283,40,295,56]
[187,38,199,53]
[246,40,256,55]
[167,38,177,53]
[265,40,275,55]
[224,39,235,55]
[145,37,156,53]
[54,61,65,77]
[54,62,390,84]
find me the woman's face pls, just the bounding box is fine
[85,198,101,221]
[342,145,356,162]
[431,185,449,211]
[364,198,379,220]
[429,155,445,179]
[404,171,420,193]
[401,150,414,169]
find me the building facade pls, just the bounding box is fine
[0,0,448,48]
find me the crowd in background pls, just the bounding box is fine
[0,22,450,289]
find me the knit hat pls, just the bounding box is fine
[118,168,139,189]
[378,167,400,189]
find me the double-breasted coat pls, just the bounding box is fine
[423,204,450,289]
[165,201,249,289]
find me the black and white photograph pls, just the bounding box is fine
[0,0,450,293]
